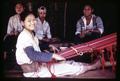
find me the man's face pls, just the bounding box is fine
[15,3,24,14]
[39,10,46,19]
[83,5,93,17]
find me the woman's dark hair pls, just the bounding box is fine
[20,11,34,21]
[14,1,25,8]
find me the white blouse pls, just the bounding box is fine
[7,14,23,34]
[34,17,52,40]
[16,29,40,65]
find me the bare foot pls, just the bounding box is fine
[93,59,101,69]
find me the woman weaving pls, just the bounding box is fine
[15,11,101,78]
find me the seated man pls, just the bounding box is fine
[3,2,24,60]
[34,6,60,51]
[74,4,104,44]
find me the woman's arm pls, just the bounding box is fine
[24,46,53,62]
[24,46,65,62]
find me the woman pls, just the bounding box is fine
[3,2,24,60]
[16,12,101,78]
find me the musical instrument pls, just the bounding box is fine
[58,33,117,71]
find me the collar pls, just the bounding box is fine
[36,17,46,24]
[81,14,96,20]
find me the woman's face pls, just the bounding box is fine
[24,14,36,31]
[15,3,24,14]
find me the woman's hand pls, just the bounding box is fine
[49,45,60,53]
[52,53,66,61]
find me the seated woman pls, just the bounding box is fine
[3,2,24,60]
[16,11,101,78]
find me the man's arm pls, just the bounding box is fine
[75,20,82,35]
[94,17,104,34]
[46,23,52,39]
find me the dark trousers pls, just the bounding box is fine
[39,40,50,51]
[3,35,19,70]
[74,32,101,63]
[74,32,101,44]
[3,35,18,52]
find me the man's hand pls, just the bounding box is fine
[42,38,51,42]
[79,29,93,38]
[80,32,85,38]
[93,28,101,34]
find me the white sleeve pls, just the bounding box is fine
[75,21,81,35]
[96,17,104,34]
[47,23,52,39]
[7,17,13,34]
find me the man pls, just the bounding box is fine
[35,6,51,42]
[34,6,60,51]
[75,4,104,44]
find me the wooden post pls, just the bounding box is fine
[109,46,115,72]
[101,49,105,70]
[64,0,67,39]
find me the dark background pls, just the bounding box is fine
[1,0,118,41]
[0,0,119,79]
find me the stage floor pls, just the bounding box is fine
[4,66,115,79]
[3,42,116,79]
